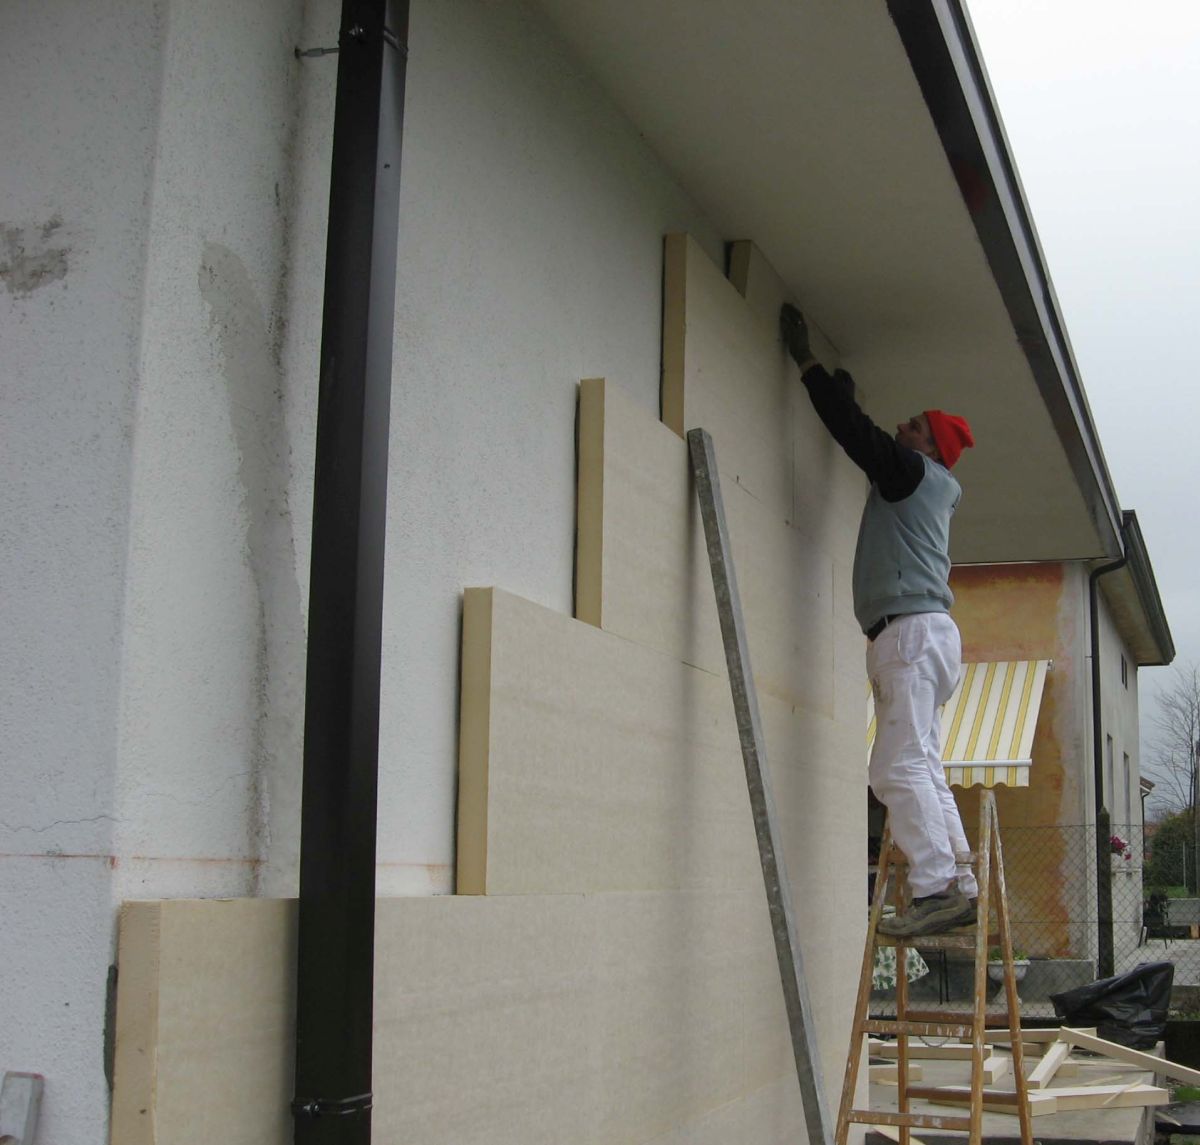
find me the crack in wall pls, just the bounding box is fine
[0,814,117,835]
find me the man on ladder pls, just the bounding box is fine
[781,304,977,938]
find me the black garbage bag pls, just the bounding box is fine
[1050,961,1174,1049]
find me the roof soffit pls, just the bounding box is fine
[532,0,1120,563]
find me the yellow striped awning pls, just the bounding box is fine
[866,660,1050,788]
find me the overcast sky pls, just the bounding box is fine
[965,1,1200,766]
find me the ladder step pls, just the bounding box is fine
[840,795,1032,1145]
[875,931,998,951]
[849,1109,974,1131]
[888,852,979,868]
[902,1009,1012,1027]
[905,1085,1020,1106]
[863,1018,974,1039]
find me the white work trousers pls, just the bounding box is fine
[867,612,978,899]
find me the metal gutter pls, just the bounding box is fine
[291,3,408,1142]
[887,0,1124,558]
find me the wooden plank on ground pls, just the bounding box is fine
[1056,1059,1147,1078]
[1026,1039,1070,1089]
[1060,1027,1194,1085]
[1034,1083,1171,1113]
[919,1083,1169,1115]
[911,1086,1059,1117]
[984,1053,1011,1084]
[869,1063,923,1084]
[870,1040,973,1061]
[871,1122,932,1145]
[981,1027,1092,1044]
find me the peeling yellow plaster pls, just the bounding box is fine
[950,563,1081,956]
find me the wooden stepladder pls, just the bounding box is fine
[836,790,1034,1145]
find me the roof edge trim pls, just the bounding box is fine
[1116,510,1175,666]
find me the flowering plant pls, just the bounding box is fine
[1110,833,1132,860]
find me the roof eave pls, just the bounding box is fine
[1099,506,1176,662]
[888,0,1123,557]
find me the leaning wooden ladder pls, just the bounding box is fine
[837,789,1034,1145]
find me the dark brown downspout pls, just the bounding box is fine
[291,3,408,1143]
[1090,525,1128,980]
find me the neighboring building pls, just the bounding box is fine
[949,523,1172,979]
[865,523,1172,1003]
[0,2,1172,1141]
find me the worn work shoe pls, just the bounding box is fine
[878,889,972,937]
[951,896,979,929]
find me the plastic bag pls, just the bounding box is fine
[1050,961,1174,1049]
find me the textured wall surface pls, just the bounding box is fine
[949,562,1138,959]
[113,896,813,1145]
[2,0,726,1139]
[270,0,726,895]
[354,0,726,894]
[107,233,870,1144]
[113,0,306,905]
[0,2,167,1139]
[951,563,1096,828]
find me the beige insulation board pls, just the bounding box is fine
[725,240,836,366]
[662,232,793,519]
[110,898,297,1145]
[112,895,812,1145]
[457,587,862,901]
[576,375,839,715]
[662,232,865,572]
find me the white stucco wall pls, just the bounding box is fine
[1095,580,1143,954]
[1073,564,1144,961]
[273,0,725,894]
[113,0,307,904]
[1064,562,1095,827]
[1096,598,1141,834]
[0,2,167,1139]
[2,0,725,1138]
[1078,568,1142,833]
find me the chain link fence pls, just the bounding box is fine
[870,820,1200,1020]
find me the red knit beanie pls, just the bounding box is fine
[924,410,974,469]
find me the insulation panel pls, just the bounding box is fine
[576,376,835,713]
[112,895,815,1145]
[457,586,862,898]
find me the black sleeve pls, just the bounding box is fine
[799,364,924,502]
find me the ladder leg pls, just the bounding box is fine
[968,795,992,1145]
[896,927,911,1145]
[990,794,1034,1145]
[840,795,1029,1144]
[836,826,895,1145]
